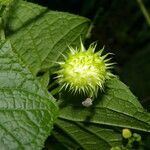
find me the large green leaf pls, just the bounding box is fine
[58,77,150,132]
[1,1,91,149]
[0,41,58,149]
[6,0,90,75]
[52,119,122,150]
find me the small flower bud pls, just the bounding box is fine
[110,146,121,150]
[133,133,141,142]
[122,128,132,139]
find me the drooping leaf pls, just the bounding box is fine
[58,77,150,132]
[6,0,90,75]
[0,41,58,149]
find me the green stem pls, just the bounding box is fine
[136,0,150,26]
[0,19,5,41]
[86,8,101,39]
[50,87,61,96]
[0,5,6,17]
[47,80,58,89]
[0,5,6,41]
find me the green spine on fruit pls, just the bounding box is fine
[56,41,115,97]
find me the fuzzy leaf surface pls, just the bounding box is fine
[0,41,58,149]
[6,0,90,75]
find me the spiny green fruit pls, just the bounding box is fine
[56,41,115,97]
